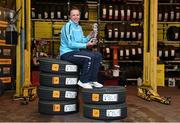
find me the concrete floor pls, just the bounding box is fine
[0,85,180,122]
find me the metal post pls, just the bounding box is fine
[15,0,21,97]
[138,0,171,104]
[24,0,31,86]
[143,0,157,91]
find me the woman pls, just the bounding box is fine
[60,6,103,89]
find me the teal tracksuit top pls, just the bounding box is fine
[60,20,91,56]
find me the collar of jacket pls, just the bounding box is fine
[69,19,79,27]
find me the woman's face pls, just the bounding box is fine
[70,9,80,24]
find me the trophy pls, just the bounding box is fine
[90,23,98,42]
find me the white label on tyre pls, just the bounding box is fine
[64,104,76,112]
[65,91,77,98]
[138,33,142,40]
[159,50,162,57]
[106,109,121,117]
[138,48,142,54]
[133,12,137,19]
[121,10,125,17]
[109,8,112,16]
[175,33,178,40]
[171,50,175,56]
[65,65,77,72]
[120,50,123,56]
[103,94,118,102]
[126,32,130,38]
[115,10,118,17]
[126,49,129,56]
[139,12,142,19]
[120,32,124,38]
[164,13,168,21]
[165,50,168,57]
[106,48,110,53]
[176,12,180,20]
[108,30,112,38]
[65,78,78,85]
[158,13,162,21]
[132,32,136,39]
[103,8,106,15]
[114,29,118,38]
[132,48,136,55]
[170,11,174,20]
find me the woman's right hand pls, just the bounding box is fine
[86,40,97,48]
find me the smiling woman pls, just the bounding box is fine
[60,6,103,89]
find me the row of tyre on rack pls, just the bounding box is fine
[31,4,89,20]
[38,58,127,120]
[101,45,177,60]
[104,24,180,41]
[105,23,143,41]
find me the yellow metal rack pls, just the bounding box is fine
[137,0,171,105]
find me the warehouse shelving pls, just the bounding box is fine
[157,0,180,86]
[97,0,144,83]
[157,21,180,86]
[0,7,16,89]
[157,9,180,83]
[0,21,8,44]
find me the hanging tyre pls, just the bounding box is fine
[83,103,127,120]
[39,58,79,74]
[40,72,78,88]
[38,100,79,115]
[38,86,78,101]
[0,80,4,96]
[81,86,126,104]
[166,26,180,41]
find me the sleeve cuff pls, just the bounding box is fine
[87,36,91,41]
[82,43,87,49]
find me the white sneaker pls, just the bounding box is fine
[77,80,93,89]
[91,82,103,88]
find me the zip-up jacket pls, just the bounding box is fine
[60,20,91,56]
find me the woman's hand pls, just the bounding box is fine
[86,40,97,48]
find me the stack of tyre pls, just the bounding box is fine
[38,58,79,115]
[81,86,127,120]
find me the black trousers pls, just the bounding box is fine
[61,50,102,83]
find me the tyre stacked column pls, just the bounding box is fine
[38,58,79,115]
[81,86,127,120]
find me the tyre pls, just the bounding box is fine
[166,26,180,41]
[39,58,78,74]
[38,100,79,115]
[83,103,127,120]
[38,86,78,101]
[40,72,78,88]
[0,81,4,96]
[81,86,126,104]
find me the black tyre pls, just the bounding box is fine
[83,103,127,120]
[81,86,126,104]
[39,58,78,74]
[166,26,180,41]
[38,100,79,115]
[0,81,4,96]
[38,86,78,101]
[40,72,78,88]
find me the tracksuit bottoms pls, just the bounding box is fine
[61,50,102,83]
